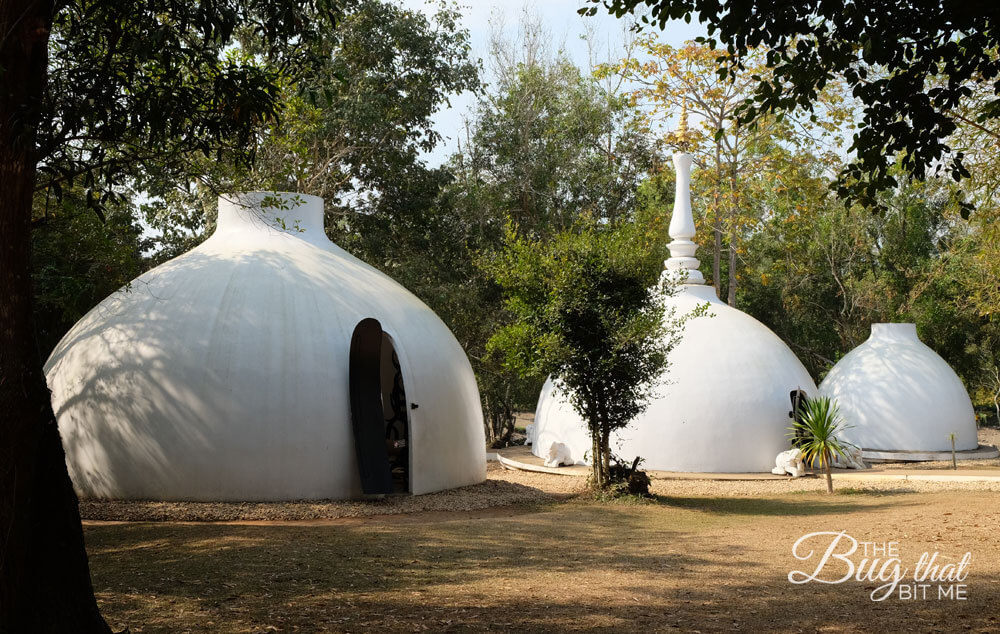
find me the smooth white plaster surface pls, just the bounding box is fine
[819,323,977,452]
[45,192,486,501]
[532,284,818,472]
[531,152,817,473]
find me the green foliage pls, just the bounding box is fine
[484,217,700,486]
[39,0,340,212]
[790,396,854,493]
[30,191,149,356]
[313,27,663,447]
[585,0,1000,211]
[466,55,655,233]
[143,0,479,259]
[735,160,1000,412]
[27,0,348,359]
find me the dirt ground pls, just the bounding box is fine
[85,464,1000,633]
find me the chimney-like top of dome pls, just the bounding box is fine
[216,192,328,245]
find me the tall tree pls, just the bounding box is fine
[440,17,659,444]
[602,38,848,305]
[738,159,991,389]
[584,0,1000,210]
[0,1,339,630]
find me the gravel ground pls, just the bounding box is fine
[79,464,578,522]
[648,474,1000,496]
[80,449,1000,522]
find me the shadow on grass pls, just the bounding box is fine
[83,492,998,633]
[653,494,913,516]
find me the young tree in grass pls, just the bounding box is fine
[791,396,854,494]
[485,218,697,487]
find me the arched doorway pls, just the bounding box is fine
[349,318,411,495]
[381,333,410,493]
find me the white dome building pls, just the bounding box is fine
[45,192,486,501]
[820,323,989,459]
[532,152,817,472]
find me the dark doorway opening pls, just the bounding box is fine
[349,318,411,495]
[381,333,410,494]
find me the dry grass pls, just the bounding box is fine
[86,476,1000,633]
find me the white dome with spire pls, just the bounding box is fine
[531,151,817,472]
[45,192,486,501]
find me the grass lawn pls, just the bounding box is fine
[85,490,1000,633]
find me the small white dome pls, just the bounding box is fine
[45,192,486,501]
[533,284,817,472]
[819,323,977,452]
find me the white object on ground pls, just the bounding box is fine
[524,423,535,445]
[544,442,573,468]
[771,448,806,477]
[832,444,867,469]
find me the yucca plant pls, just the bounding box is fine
[789,396,854,494]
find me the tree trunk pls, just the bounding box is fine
[483,395,496,444]
[727,158,738,307]
[0,0,111,630]
[824,450,833,494]
[712,141,722,297]
[483,395,514,448]
[600,425,611,485]
[591,428,602,487]
[727,229,737,307]
[992,375,999,423]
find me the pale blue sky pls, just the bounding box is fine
[399,0,706,166]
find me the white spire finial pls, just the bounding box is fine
[664,149,705,285]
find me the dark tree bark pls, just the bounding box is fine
[712,140,722,298]
[727,158,738,307]
[0,0,111,631]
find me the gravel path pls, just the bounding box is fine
[80,454,1000,523]
[79,464,580,522]
[649,474,1000,496]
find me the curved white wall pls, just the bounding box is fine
[45,192,486,501]
[533,284,817,472]
[819,323,977,452]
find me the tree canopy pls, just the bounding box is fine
[39,0,341,212]
[584,0,1000,211]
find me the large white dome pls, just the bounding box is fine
[531,152,817,473]
[819,323,977,453]
[533,284,817,472]
[45,192,486,501]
